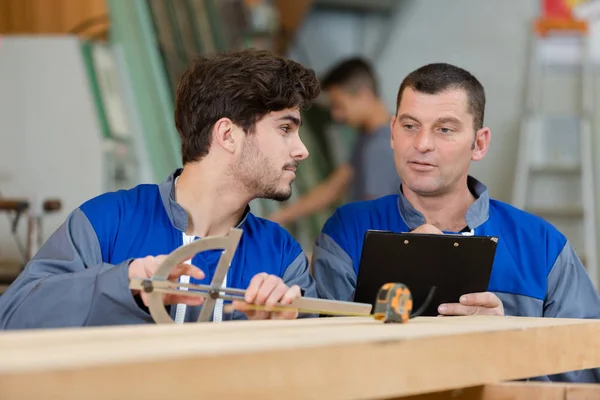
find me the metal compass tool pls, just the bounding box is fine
[129,228,373,323]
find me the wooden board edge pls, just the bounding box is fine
[391,382,600,399]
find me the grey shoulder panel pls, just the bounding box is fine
[533,240,600,383]
[312,232,356,301]
[545,240,600,319]
[0,208,152,329]
[494,292,543,317]
[282,252,318,299]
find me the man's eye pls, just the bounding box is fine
[281,126,290,133]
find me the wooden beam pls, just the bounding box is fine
[0,316,599,399]
[0,0,108,39]
[396,382,600,400]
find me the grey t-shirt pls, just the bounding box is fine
[348,124,401,201]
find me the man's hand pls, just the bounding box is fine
[129,255,205,308]
[438,292,504,316]
[410,224,443,235]
[232,273,302,320]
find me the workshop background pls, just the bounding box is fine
[1,0,600,292]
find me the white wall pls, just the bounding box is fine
[0,37,106,261]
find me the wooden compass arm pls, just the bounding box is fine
[130,277,372,321]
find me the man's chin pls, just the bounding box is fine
[406,181,444,197]
[260,187,293,202]
[270,191,293,202]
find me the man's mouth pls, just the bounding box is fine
[283,162,298,172]
[408,160,436,171]
[409,160,435,167]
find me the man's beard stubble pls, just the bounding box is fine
[234,139,295,202]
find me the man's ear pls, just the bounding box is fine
[471,127,491,162]
[212,118,237,154]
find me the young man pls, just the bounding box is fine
[268,57,400,226]
[0,49,321,329]
[312,63,600,383]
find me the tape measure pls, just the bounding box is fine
[373,283,413,323]
[372,283,436,323]
[221,282,437,324]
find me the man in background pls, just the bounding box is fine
[268,57,400,226]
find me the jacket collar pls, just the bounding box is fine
[397,175,490,231]
[158,169,250,233]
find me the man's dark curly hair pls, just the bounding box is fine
[174,49,321,164]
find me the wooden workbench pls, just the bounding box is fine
[1,315,599,399]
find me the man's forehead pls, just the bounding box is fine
[264,108,302,126]
[269,108,300,117]
[398,87,470,116]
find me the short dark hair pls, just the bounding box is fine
[321,57,378,96]
[396,63,485,131]
[174,49,320,164]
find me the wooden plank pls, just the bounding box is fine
[483,382,600,400]
[394,382,600,399]
[566,383,600,399]
[390,386,486,400]
[0,316,599,399]
[0,0,108,38]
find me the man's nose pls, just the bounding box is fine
[414,129,435,153]
[291,136,309,161]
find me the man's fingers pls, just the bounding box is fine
[232,300,257,319]
[438,302,503,316]
[280,285,301,305]
[264,282,289,309]
[460,292,501,308]
[438,303,477,316]
[254,310,271,320]
[438,292,504,316]
[140,292,150,307]
[244,273,267,303]
[253,275,281,305]
[167,295,205,307]
[140,291,204,308]
[232,300,250,311]
[168,263,205,280]
[270,309,298,320]
[270,285,301,320]
[233,301,269,320]
[181,264,205,280]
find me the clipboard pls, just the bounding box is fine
[354,230,499,316]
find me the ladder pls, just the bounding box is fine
[512,16,599,289]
